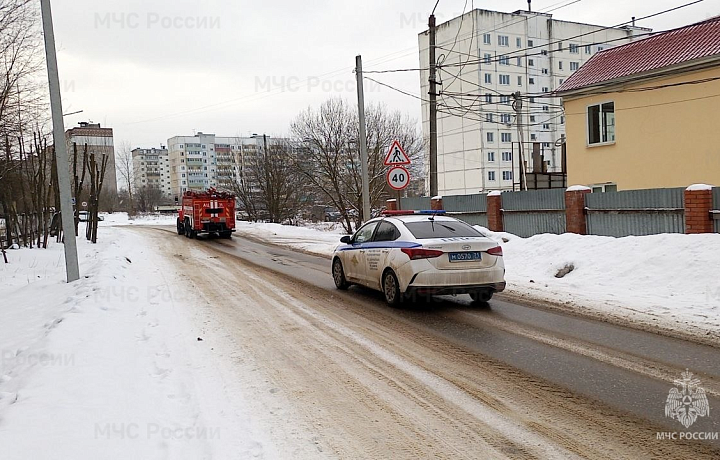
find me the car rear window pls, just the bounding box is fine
[404,220,483,239]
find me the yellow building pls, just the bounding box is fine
[556,17,720,191]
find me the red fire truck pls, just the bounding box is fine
[177,188,236,238]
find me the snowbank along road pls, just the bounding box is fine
[137,226,720,459]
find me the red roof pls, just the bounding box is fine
[557,16,720,93]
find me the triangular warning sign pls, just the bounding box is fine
[383,140,411,166]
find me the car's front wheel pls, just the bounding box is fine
[382,269,403,307]
[332,258,350,290]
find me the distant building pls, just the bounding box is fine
[166,132,290,197]
[65,122,117,194]
[131,147,171,197]
[418,8,649,194]
[556,17,720,191]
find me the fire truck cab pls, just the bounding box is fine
[177,188,236,239]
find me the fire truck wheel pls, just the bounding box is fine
[184,220,195,239]
[177,218,185,235]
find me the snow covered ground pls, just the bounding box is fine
[235,221,720,339]
[0,228,272,459]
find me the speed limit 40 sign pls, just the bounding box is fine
[387,166,410,190]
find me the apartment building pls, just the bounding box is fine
[418,8,649,194]
[131,147,171,197]
[65,122,118,194]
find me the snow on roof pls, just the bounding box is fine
[556,16,720,94]
[487,190,502,196]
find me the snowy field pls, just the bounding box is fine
[0,227,272,459]
[233,220,720,339]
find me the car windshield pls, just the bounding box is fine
[404,220,484,239]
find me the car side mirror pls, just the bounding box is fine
[340,235,351,244]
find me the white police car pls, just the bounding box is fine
[331,211,506,306]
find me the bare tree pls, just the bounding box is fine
[135,185,164,213]
[291,97,423,233]
[115,141,135,213]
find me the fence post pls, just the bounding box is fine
[431,196,443,211]
[565,185,591,234]
[487,191,503,232]
[386,199,398,211]
[684,184,714,234]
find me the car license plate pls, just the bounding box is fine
[449,251,482,262]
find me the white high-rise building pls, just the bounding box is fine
[167,133,279,197]
[131,147,171,197]
[419,9,650,194]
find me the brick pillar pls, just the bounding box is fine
[565,186,591,234]
[685,185,714,234]
[487,192,503,232]
[430,196,443,211]
[386,199,397,211]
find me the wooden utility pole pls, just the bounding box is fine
[513,92,528,191]
[428,14,438,197]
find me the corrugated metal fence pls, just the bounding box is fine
[400,196,430,211]
[444,194,488,227]
[502,189,566,237]
[585,188,685,237]
[713,187,720,233]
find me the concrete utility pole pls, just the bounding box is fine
[355,55,371,222]
[41,0,79,282]
[428,14,438,197]
[513,92,528,191]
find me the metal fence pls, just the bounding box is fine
[586,188,685,237]
[502,189,566,237]
[400,196,430,211]
[444,194,488,227]
[714,187,720,233]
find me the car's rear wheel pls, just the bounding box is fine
[382,269,403,307]
[332,258,350,290]
[470,290,493,303]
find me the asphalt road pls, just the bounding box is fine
[138,226,720,458]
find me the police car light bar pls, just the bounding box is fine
[382,210,446,216]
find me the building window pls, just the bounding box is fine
[501,133,512,143]
[517,76,522,85]
[486,113,493,123]
[530,133,537,140]
[529,77,535,84]
[483,33,491,44]
[488,171,496,181]
[542,68,549,74]
[501,151,512,161]
[570,62,579,71]
[500,95,510,104]
[569,43,579,53]
[487,132,494,143]
[542,86,549,93]
[528,59,534,66]
[488,151,495,161]
[500,113,511,124]
[485,93,493,103]
[559,78,564,84]
[543,142,551,148]
[558,61,563,70]
[543,106,549,112]
[543,123,550,130]
[528,39,534,47]
[557,42,563,51]
[541,50,548,56]
[498,35,509,46]
[597,46,604,51]
[516,37,522,47]
[516,57,522,66]
[585,45,592,54]
[499,55,509,65]
[499,74,510,85]
[485,73,492,84]
[502,171,513,181]
[484,53,491,64]
[560,116,565,124]
[587,102,615,145]
[530,115,536,122]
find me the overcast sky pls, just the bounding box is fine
[51,0,719,149]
